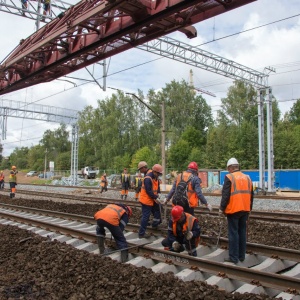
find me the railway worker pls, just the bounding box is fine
[164,161,213,215]
[0,170,4,189]
[161,205,201,257]
[120,168,131,200]
[21,0,28,16]
[100,173,108,193]
[8,166,18,198]
[94,204,132,263]
[138,163,163,238]
[134,172,143,201]
[41,0,51,21]
[219,158,253,264]
[137,161,149,176]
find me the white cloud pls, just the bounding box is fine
[1,0,300,156]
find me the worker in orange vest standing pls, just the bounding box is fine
[120,168,131,200]
[134,172,143,201]
[0,170,4,189]
[100,173,108,194]
[9,166,18,198]
[94,204,132,262]
[219,158,253,264]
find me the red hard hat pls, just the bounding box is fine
[152,164,163,174]
[188,161,198,171]
[171,206,184,222]
[126,206,132,218]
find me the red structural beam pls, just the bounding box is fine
[0,0,256,95]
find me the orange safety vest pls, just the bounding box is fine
[139,170,158,206]
[172,213,200,247]
[100,176,107,187]
[225,171,252,214]
[175,171,198,207]
[0,173,4,181]
[94,204,126,226]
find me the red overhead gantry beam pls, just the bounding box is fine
[0,0,256,95]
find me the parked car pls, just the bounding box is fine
[38,172,54,179]
[26,171,38,177]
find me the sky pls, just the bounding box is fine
[0,0,300,157]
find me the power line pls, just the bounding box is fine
[197,13,300,46]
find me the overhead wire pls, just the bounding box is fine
[2,10,300,149]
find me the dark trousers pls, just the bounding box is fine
[0,180,4,189]
[139,203,161,236]
[96,219,127,250]
[227,212,248,263]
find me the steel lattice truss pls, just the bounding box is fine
[0,0,256,95]
[0,0,73,23]
[0,99,78,122]
[139,36,268,88]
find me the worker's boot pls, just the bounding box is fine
[124,195,127,201]
[97,236,105,254]
[120,250,128,263]
[12,193,15,198]
[135,198,138,201]
[121,195,124,200]
[10,193,13,199]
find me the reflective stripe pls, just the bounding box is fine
[107,204,124,219]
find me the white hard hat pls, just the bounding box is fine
[227,158,239,167]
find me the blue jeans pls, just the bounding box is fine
[139,203,161,236]
[96,219,127,250]
[227,212,249,263]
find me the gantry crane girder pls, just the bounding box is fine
[0,0,256,95]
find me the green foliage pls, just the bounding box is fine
[3,79,300,173]
[168,139,191,171]
[285,99,300,125]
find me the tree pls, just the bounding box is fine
[168,139,191,171]
[285,99,300,125]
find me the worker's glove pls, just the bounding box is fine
[206,203,213,212]
[184,231,193,241]
[172,241,181,251]
[158,197,167,205]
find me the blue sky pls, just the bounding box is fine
[1,0,300,156]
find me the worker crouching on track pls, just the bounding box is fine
[8,166,18,198]
[94,204,132,263]
[162,205,201,257]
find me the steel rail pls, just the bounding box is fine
[0,209,299,292]
[1,203,300,262]
[3,188,300,225]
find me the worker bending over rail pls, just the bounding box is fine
[94,204,132,263]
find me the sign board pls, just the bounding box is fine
[49,161,54,172]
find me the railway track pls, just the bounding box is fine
[2,187,300,225]
[0,204,299,299]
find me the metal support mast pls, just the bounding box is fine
[70,124,79,186]
[161,100,166,184]
[257,90,265,192]
[266,88,274,192]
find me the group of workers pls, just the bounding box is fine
[21,0,51,19]
[94,158,253,264]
